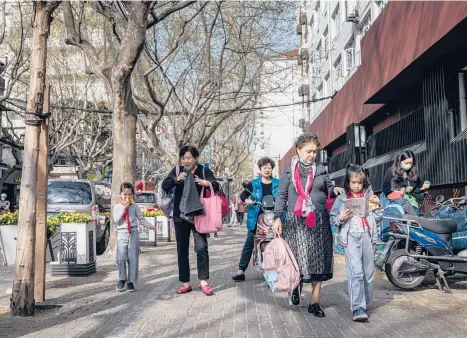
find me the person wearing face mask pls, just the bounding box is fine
[381,149,430,214]
[232,157,279,282]
[272,134,345,317]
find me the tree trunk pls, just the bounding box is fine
[106,86,137,253]
[11,1,59,317]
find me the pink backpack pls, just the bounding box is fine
[194,182,223,234]
[262,238,300,293]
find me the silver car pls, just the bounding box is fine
[47,179,111,255]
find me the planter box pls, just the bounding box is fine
[0,225,18,266]
[50,222,96,276]
[0,225,60,266]
[156,216,170,241]
[141,217,157,247]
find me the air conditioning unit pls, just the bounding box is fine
[346,7,359,24]
[296,23,303,35]
[299,12,307,25]
[299,47,309,61]
[298,84,310,97]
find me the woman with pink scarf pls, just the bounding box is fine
[273,134,344,317]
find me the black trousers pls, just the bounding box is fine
[236,212,245,224]
[174,220,209,282]
[239,228,256,271]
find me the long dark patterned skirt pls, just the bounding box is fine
[282,210,333,283]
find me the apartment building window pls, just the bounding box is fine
[317,84,323,108]
[311,93,317,117]
[316,41,322,59]
[334,56,344,78]
[345,38,356,76]
[323,27,329,54]
[309,14,315,33]
[361,11,372,37]
[331,4,341,40]
[324,73,331,97]
[376,0,388,13]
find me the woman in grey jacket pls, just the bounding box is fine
[273,134,344,317]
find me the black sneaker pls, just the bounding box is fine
[352,308,369,322]
[116,280,126,292]
[127,282,135,292]
[232,273,246,282]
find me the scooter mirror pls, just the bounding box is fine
[435,195,445,204]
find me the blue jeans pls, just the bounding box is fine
[239,229,256,271]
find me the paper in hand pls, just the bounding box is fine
[343,198,366,217]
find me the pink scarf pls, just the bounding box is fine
[291,156,316,228]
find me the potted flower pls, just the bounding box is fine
[0,211,19,266]
[141,210,160,246]
[50,213,96,276]
[0,212,63,266]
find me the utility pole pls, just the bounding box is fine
[11,1,60,317]
[34,83,50,303]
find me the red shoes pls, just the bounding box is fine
[176,285,192,294]
[200,283,214,296]
[177,283,213,296]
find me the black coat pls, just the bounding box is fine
[162,165,219,222]
[382,167,423,202]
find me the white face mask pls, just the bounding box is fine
[401,163,413,171]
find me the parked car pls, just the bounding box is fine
[135,191,158,211]
[47,179,111,255]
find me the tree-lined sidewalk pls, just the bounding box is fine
[2,228,467,337]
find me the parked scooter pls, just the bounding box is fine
[376,213,467,293]
[432,195,467,251]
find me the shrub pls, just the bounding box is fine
[0,211,65,237]
[57,213,92,224]
[142,210,164,217]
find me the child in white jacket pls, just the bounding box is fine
[113,182,154,292]
[330,165,382,322]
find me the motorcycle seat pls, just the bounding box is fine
[399,215,457,234]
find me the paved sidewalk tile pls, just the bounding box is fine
[1,227,467,337]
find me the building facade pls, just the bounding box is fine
[253,50,300,178]
[280,1,467,203]
[297,0,388,126]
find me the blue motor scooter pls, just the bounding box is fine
[376,211,467,293]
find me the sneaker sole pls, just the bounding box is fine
[116,287,125,292]
[353,315,369,322]
[127,289,136,292]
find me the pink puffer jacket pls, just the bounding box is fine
[262,238,300,293]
